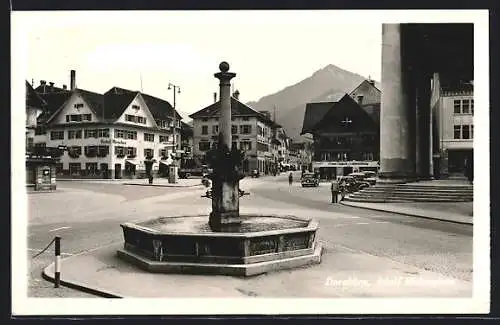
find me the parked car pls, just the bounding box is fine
[301,172,319,187]
[360,171,377,185]
[251,169,260,178]
[347,172,372,190]
[339,174,369,193]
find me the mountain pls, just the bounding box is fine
[246,64,380,141]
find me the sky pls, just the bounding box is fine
[15,11,383,119]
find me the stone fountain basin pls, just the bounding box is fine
[117,214,322,276]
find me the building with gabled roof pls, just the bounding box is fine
[300,80,381,179]
[189,91,281,175]
[32,70,182,179]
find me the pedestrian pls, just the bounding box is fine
[330,178,339,203]
[339,178,347,201]
[288,172,293,186]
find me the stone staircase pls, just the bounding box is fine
[344,182,473,203]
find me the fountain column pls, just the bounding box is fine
[209,62,241,230]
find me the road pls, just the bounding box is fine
[26,172,472,297]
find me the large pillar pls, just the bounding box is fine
[416,72,432,179]
[209,62,240,230]
[378,24,414,183]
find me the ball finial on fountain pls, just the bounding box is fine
[219,61,230,72]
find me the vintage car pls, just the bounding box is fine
[301,172,319,187]
[360,171,377,185]
[340,174,370,192]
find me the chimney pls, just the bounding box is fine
[70,70,76,90]
[233,90,240,100]
[49,82,54,91]
[40,80,46,93]
[62,84,67,90]
[213,92,217,103]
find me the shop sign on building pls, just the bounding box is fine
[312,160,379,168]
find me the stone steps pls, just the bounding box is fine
[343,183,473,203]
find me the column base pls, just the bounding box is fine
[377,171,418,184]
[209,211,242,232]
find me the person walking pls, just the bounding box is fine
[288,172,293,186]
[330,178,339,203]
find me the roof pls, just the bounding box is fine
[311,94,379,133]
[300,101,336,135]
[189,97,280,127]
[106,87,181,121]
[37,91,72,123]
[181,121,193,137]
[26,81,47,109]
[38,85,181,125]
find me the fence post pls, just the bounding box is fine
[54,236,61,288]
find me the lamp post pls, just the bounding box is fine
[168,82,181,183]
[168,82,181,154]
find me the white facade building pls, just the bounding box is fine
[34,75,181,179]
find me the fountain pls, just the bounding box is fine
[117,62,322,276]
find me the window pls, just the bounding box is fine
[115,129,125,138]
[201,125,208,135]
[471,99,474,115]
[144,148,154,158]
[231,125,238,134]
[462,125,470,139]
[35,126,46,135]
[454,125,461,139]
[212,125,219,134]
[471,125,474,139]
[144,133,155,142]
[453,100,461,114]
[126,130,137,140]
[97,146,109,157]
[159,135,169,143]
[240,125,252,134]
[115,146,126,156]
[34,142,46,148]
[132,105,140,110]
[126,114,136,122]
[26,137,34,150]
[98,129,109,138]
[50,131,64,140]
[84,129,98,138]
[202,118,208,122]
[83,114,92,121]
[137,116,146,124]
[68,130,83,139]
[86,163,98,176]
[69,146,82,155]
[73,103,84,109]
[69,163,81,176]
[199,141,211,151]
[240,141,252,151]
[159,149,167,157]
[232,141,238,149]
[84,146,98,157]
[462,100,470,114]
[126,147,137,157]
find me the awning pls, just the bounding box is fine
[125,160,137,166]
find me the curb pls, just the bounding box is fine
[42,266,123,298]
[339,201,473,225]
[122,183,203,188]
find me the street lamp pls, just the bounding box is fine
[168,82,181,155]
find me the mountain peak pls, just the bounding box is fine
[248,64,372,141]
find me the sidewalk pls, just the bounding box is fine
[340,201,473,225]
[43,241,471,299]
[57,178,204,188]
